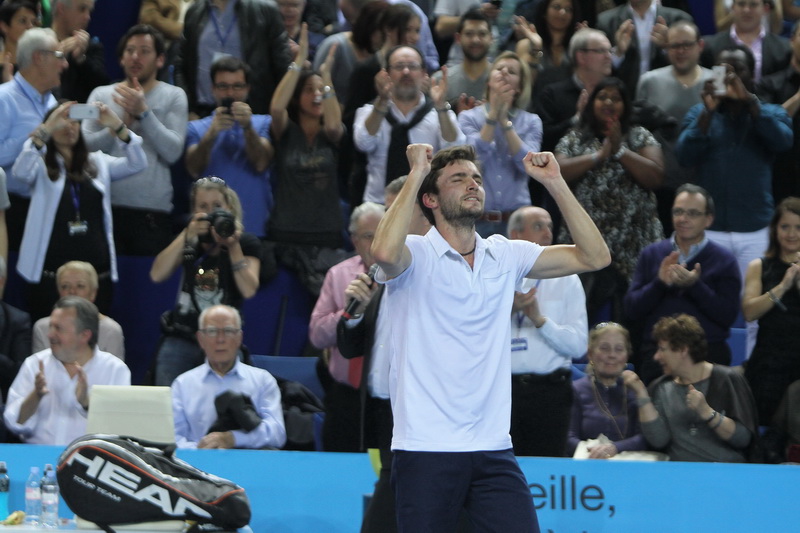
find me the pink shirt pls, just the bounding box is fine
[309,255,367,385]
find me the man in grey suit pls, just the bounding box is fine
[597,0,694,93]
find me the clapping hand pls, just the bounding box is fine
[430,66,448,110]
[35,360,49,398]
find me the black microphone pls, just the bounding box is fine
[342,264,379,319]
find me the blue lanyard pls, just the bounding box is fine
[209,6,237,48]
[70,181,81,220]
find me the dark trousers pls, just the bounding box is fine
[362,398,473,533]
[362,397,396,533]
[392,449,539,533]
[579,266,628,325]
[112,206,175,256]
[7,194,29,253]
[510,369,573,457]
[321,380,362,452]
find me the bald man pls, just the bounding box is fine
[507,206,588,457]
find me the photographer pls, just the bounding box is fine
[149,177,261,386]
[185,56,274,239]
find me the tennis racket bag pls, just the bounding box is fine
[57,434,251,531]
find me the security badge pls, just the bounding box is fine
[511,337,528,352]
[69,220,88,236]
[511,312,529,352]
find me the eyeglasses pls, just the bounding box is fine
[388,62,423,72]
[665,41,698,51]
[214,82,248,91]
[195,176,227,188]
[580,48,613,56]
[199,326,241,338]
[353,232,375,241]
[39,49,65,59]
[671,208,707,218]
[734,0,763,8]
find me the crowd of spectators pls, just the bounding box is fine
[0,0,797,476]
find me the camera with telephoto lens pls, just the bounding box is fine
[203,209,236,239]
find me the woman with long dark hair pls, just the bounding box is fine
[555,77,664,322]
[14,101,146,320]
[515,0,582,90]
[743,197,800,424]
[312,0,388,106]
[269,25,344,250]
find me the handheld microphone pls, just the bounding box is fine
[342,264,379,319]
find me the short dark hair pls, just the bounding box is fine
[210,56,251,85]
[675,183,715,217]
[456,7,489,34]
[717,44,755,78]
[652,314,707,363]
[417,145,478,226]
[54,296,99,348]
[0,1,37,33]
[117,23,166,59]
[385,44,424,71]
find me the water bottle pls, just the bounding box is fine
[24,466,41,526]
[40,464,53,485]
[41,469,59,529]
[0,461,9,518]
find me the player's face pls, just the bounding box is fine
[431,160,484,227]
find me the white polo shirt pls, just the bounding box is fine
[380,228,542,452]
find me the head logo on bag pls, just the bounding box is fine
[57,434,250,531]
[65,450,213,518]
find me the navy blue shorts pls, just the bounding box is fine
[391,449,540,532]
